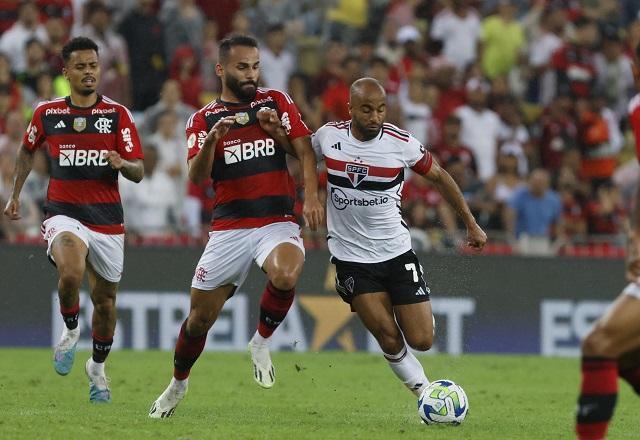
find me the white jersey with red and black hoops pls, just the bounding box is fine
[312,121,433,263]
[186,88,310,231]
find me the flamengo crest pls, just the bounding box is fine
[346,163,369,187]
[234,112,249,125]
[73,117,86,132]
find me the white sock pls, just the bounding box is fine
[251,331,269,346]
[384,346,429,396]
[170,377,188,390]
[61,326,79,339]
[87,357,105,376]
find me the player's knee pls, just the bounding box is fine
[58,267,83,292]
[406,333,433,352]
[270,270,299,292]
[376,326,404,354]
[582,324,619,358]
[187,311,215,336]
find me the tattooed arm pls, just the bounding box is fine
[3,144,34,220]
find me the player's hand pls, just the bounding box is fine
[3,198,21,220]
[626,233,640,282]
[257,108,283,136]
[466,222,487,250]
[203,116,236,149]
[302,195,324,231]
[105,151,124,170]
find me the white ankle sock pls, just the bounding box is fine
[384,346,429,396]
[251,331,269,346]
[88,357,105,375]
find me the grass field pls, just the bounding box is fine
[0,349,637,439]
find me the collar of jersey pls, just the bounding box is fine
[65,94,103,110]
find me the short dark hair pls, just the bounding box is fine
[218,35,258,64]
[61,37,99,64]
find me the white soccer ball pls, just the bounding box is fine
[418,379,469,425]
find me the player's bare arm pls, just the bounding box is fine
[626,179,640,282]
[105,152,144,182]
[188,116,236,183]
[3,144,35,220]
[423,159,487,249]
[290,136,324,231]
[257,108,297,157]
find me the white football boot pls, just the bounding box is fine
[249,335,275,389]
[148,378,188,419]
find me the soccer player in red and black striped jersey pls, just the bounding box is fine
[3,37,143,403]
[575,46,640,440]
[149,35,323,418]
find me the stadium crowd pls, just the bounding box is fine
[0,0,639,256]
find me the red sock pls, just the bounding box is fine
[576,357,618,440]
[173,320,207,380]
[60,302,80,330]
[619,365,640,394]
[257,282,294,338]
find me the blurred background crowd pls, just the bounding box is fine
[1,0,640,257]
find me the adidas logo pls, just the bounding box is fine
[330,142,341,150]
[416,287,427,296]
[55,120,66,129]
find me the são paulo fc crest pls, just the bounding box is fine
[346,163,369,187]
[73,117,86,132]
[234,112,249,125]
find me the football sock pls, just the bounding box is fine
[60,302,80,330]
[619,365,640,395]
[257,282,294,338]
[576,357,618,440]
[384,345,429,396]
[173,319,207,380]
[92,333,113,363]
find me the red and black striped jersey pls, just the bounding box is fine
[186,88,310,231]
[24,95,143,234]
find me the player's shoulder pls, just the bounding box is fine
[32,97,67,116]
[316,120,350,139]
[256,87,294,105]
[381,123,412,144]
[628,93,640,116]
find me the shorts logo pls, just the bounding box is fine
[344,276,354,293]
[416,287,428,296]
[346,163,369,187]
[195,266,207,283]
[73,117,86,132]
[234,112,249,125]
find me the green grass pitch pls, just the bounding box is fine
[0,349,637,439]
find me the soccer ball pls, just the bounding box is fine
[418,379,469,425]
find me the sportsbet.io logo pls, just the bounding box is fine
[223,138,276,164]
[330,187,389,211]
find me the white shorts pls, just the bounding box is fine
[192,221,304,291]
[622,283,640,299]
[42,215,125,283]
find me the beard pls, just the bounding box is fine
[352,118,382,141]
[225,75,257,102]
[78,87,95,96]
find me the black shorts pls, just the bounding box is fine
[331,249,430,307]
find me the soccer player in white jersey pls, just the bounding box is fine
[262,77,486,398]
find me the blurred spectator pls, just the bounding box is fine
[585,183,627,236]
[0,83,20,134]
[551,16,599,99]
[481,0,525,80]
[200,19,219,93]
[227,10,251,37]
[576,94,623,188]
[287,72,322,131]
[557,169,588,240]
[0,109,26,155]
[44,16,68,74]
[495,97,531,176]
[168,44,203,108]
[594,32,635,119]
[140,79,196,137]
[161,0,205,61]
[15,38,50,95]
[196,0,240,38]
[0,0,48,71]
[455,78,502,181]
[259,23,295,93]
[506,168,562,255]
[484,149,526,230]
[435,114,478,175]
[22,148,48,218]
[537,93,578,172]
[326,0,368,45]
[430,0,481,73]
[75,0,131,105]
[120,145,180,238]
[118,0,166,110]
[398,61,434,145]
[38,0,73,29]
[0,150,40,238]
[313,39,347,97]
[322,56,362,122]
[395,25,427,80]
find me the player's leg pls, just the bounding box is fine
[352,292,428,396]
[618,347,640,395]
[149,285,235,418]
[250,222,305,388]
[85,264,118,403]
[46,217,89,375]
[576,287,640,440]
[395,301,434,352]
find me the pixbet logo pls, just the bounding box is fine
[59,149,109,167]
[45,107,70,116]
[330,187,389,211]
[224,138,275,164]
